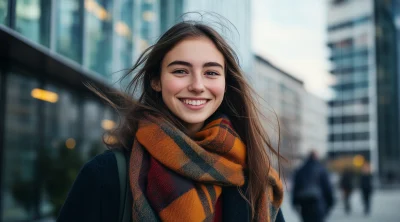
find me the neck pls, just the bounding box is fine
[185,122,204,137]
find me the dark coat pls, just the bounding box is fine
[340,170,354,192]
[58,150,285,222]
[292,156,335,221]
[360,173,373,194]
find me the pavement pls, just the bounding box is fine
[281,189,400,222]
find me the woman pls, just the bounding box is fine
[58,21,284,222]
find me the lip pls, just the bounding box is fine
[178,98,210,110]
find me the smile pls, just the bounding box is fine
[181,99,207,106]
[179,98,209,109]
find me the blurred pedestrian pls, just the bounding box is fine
[340,167,354,214]
[57,19,285,222]
[292,151,335,222]
[360,163,373,215]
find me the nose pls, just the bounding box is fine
[188,74,205,93]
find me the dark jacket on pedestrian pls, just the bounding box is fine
[292,154,335,221]
[360,173,373,194]
[340,170,354,193]
[57,150,285,222]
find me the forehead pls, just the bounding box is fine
[162,37,225,67]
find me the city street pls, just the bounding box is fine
[281,189,400,222]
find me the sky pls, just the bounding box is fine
[252,0,333,99]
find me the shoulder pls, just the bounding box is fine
[84,150,118,172]
[81,150,120,192]
[68,150,119,188]
[57,150,120,222]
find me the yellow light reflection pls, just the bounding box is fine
[102,119,116,130]
[104,134,117,144]
[139,39,149,51]
[31,88,58,103]
[115,21,131,38]
[85,0,110,21]
[353,155,365,168]
[66,138,76,149]
[85,0,96,11]
[142,11,155,22]
[97,7,108,20]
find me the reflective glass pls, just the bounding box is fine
[56,0,83,63]
[140,0,156,50]
[82,99,107,158]
[114,0,133,72]
[84,0,113,77]
[15,0,51,47]
[0,0,8,25]
[42,84,82,217]
[2,73,40,221]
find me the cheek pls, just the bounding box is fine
[208,80,226,100]
[161,77,186,97]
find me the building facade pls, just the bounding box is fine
[327,0,399,183]
[0,0,183,221]
[300,92,329,159]
[0,0,254,220]
[183,0,253,74]
[254,55,328,169]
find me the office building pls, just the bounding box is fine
[327,0,399,183]
[0,0,184,220]
[254,55,328,169]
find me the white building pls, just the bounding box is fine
[327,0,399,182]
[254,55,328,167]
[300,92,329,159]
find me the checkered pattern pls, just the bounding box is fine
[129,114,283,221]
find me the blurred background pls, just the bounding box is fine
[0,0,399,221]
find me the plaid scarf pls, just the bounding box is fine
[129,114,283,222]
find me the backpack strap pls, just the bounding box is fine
[112,149,132,222]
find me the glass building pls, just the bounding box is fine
[327,0,399,184]
[0,0,183,220]
[183,0,253,75]
[0,0,253,220]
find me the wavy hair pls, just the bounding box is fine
[90,21,281,220]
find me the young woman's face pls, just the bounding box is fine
[154,36,226,134]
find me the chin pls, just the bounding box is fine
[180,115,208,124]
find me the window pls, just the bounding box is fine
[0,0,8,24]
[15,0,51,47]
[140,0,156,51]
[2,73,40,221]
[332,81,369,91]
[84,0,113,77]
[329,114,369,124]
[82,99,107,158]
[113,0,134,73]
[56,0,83,63]
[328,15,370,32]
[329,132,369,142]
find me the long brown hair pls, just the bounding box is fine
[91,21,281,220]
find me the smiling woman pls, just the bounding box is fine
[153,37,226,135]
[58,20,285,222]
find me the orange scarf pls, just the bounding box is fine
[129,114,283,221]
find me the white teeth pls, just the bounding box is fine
[181,99,207,106]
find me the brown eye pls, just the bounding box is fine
[172,69,188,74]
[205,71,220,76]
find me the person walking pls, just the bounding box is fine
[292,151,335,222]
[360,163,373,215]
[340,168,354,214]
[57,19,285,222]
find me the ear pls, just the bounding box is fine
[151,79,161,92]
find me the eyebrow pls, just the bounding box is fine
[167,60,224,69]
